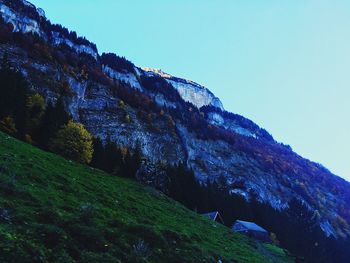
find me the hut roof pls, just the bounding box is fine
[203,211,219,221]
[234,220,268,233]
[202,211,225,224]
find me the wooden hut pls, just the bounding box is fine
[231,220,269,242]
[202,211,225,225]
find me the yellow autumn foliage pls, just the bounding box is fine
[51,121,93,164]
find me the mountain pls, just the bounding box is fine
[0,0,350,261]
[0,131,295,262]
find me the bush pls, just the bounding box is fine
[0,116,17,135]
[124,114,132,124]
[131,239,152,262]
[50,121,93,164]
[79,203,96,225]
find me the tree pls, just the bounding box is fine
[91,137,123,174]
[122,142,142,178]
[51,121,93,164]
[25,93,46,141]
[166,162,201,210]
[0,53,29,136]
[37,97,70,148]
[91,137,105,169]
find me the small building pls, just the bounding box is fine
[231,220,269,242]
[202,211,225,225]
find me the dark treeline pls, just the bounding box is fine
[0,54,70,148]
[48,24,97,51]
[90,138,142,179]
[200,105,274,142]
[100,53,135,73]
[0,54,28,137]
[164,169,350,263]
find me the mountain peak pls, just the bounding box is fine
[142,67,224,110]
[142,67,173,79]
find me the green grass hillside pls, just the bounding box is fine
[0,132,293,263]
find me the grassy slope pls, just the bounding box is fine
[0,132,293,263]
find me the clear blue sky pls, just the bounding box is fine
[30,0,350,181]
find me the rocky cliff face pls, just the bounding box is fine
[143,67,224,110]
[1,0,350,241]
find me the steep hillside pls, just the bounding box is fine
[0,132,293,262]
[0,0,350,261]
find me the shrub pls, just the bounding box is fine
[118,100,126,109]
[0,208,11,223]
[0,173,25,196]
[270,232,280,245]
[26,94,45,116]
[79,203,96,224]
[0,116,17,135]
[24,134,33,144]
[124,114,132,124]
[132,239,152,262]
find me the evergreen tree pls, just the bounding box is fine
[167,162,201,210]
[104,139,123,174]
[37,97,70,149]
[0,53,29,136]
[25,93,46,142]
[91,137,105,169]
[127,142,143,178]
